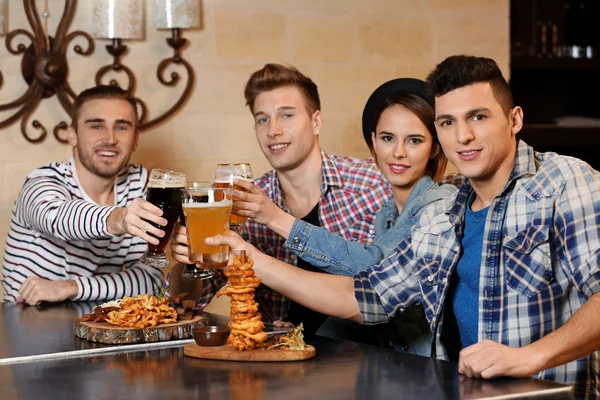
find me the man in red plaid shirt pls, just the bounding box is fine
[170,64,396,331]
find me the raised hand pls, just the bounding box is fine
[231,179,285,226]
[205,230,261,269]
[107,198,167,244]
[231,179,296,238]
[169,222,191,264]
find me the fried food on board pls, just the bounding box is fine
[229,319,265,334]
[225,267,255,277]
[103,294,178,329]
[79,290,201,328]
[217,251,267,350]
[230,313,262,322]
[217,286,255,295]
[230,329,268,342]
[79,305,120,323]
[169,291,198,321]
[226,276,262,287]
[230,300,259,314]
[230,293,255,302]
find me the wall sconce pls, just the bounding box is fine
[0,0,7,36]
[0,0,8,89]
[0,0,198,144]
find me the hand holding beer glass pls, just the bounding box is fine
[214,163,253,234]
[140,169,186,268]
[181,182,232,280]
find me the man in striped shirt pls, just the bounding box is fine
[2,85,167,305]
[205,56,600,397]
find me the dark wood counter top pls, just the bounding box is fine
[0,302,573,400]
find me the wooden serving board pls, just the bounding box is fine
[183,342,316,362]
[74,315,207,344]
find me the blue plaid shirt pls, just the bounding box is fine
[355,140,600,397]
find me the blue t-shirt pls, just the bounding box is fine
[446,202,489,348]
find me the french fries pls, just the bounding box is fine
[104,293,178,329]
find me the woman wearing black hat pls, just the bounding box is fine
[309,79,459,354]
[278,78,458,280]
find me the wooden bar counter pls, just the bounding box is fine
[0,302,573,400]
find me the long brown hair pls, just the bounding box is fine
[370,93,447,182]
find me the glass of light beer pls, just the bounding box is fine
[140,169,186,268]
[214,163,253,233]
[181,182,232,279]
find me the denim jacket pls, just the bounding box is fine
[284,176,458,276]
[287,175,457,356]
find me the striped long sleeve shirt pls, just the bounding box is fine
[1,158,164,302]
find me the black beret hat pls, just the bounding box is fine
[361,78,434,148]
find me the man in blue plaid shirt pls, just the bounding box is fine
[208,55,600,397]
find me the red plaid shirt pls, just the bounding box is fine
[196,150,394,321]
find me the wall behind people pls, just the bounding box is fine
[0,0,509,301]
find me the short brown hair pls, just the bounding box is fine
[244,64,321,114]
[71,85,138,131]
[372,93,448,182]
[426,55,514,115]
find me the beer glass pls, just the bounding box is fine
[181,182,232,279]
[140,169,186,268]
[214,163,253,233]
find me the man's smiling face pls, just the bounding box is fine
[70,98,138,179]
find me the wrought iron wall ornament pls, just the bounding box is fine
[0,0,197,143]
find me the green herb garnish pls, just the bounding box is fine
[154,286,171,299]
[268,323,306,350]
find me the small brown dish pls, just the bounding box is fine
[193,325,230,347]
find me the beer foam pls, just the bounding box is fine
[148,170,186,188]
[148,181,186,188]
[183,199,232,208]
[215,178,253,184]
[215,164,253,182]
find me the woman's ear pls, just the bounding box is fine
[370,150,379,165]
[370,132,378,163]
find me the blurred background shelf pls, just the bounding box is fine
[519,125,600,169]
[510,0,600,170]
[512,57,600,70]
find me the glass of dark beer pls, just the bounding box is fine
[214,163,253,234]
[140,169,187,268]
